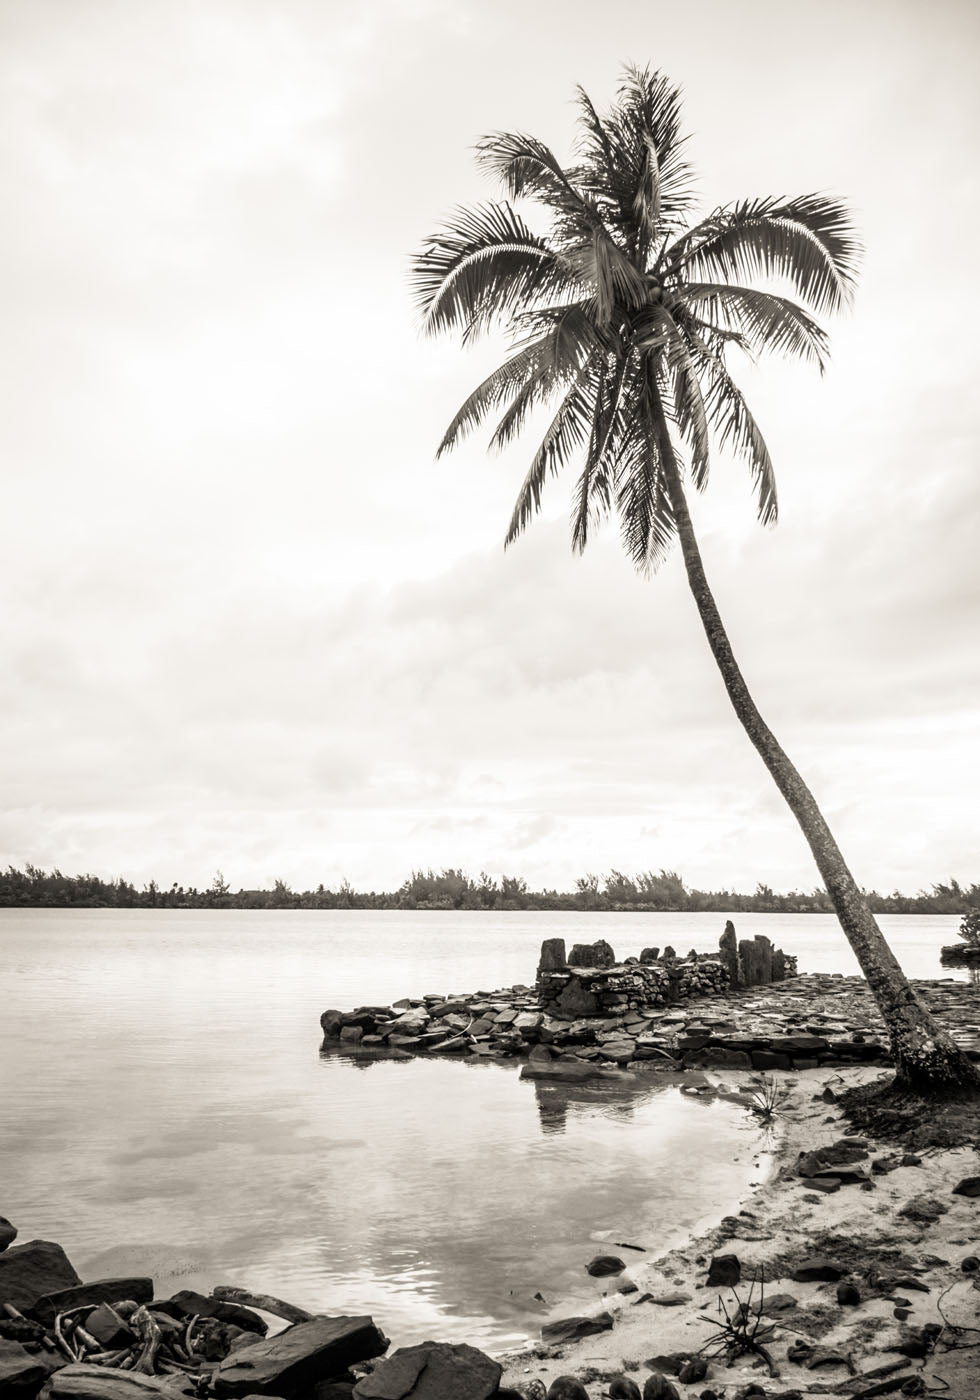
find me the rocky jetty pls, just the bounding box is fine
[319,928,980,1075]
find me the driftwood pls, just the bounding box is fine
[210,1284,313,1324]
[130,1306,162,1374]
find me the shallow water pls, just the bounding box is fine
[0,908,962,1347]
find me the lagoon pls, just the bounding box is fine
[0,908,965,1349]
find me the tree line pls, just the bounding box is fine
[1,863,978,915]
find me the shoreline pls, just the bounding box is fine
[497,1065,980,1399]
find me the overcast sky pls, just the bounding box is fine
[1,0,978,896]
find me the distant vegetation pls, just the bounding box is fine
[1,863,978,915]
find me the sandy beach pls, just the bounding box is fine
[500,1066,980,1400]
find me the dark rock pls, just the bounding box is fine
[951,1175,980,1197]
[960,1256,979,1272]
[790,1257,846,1282]
[751,1050,792,1071]
[32,1278,154,1325]
[214,1316,388,1397]
[678,1357,708,1383]
[0,1241,81,1310]
[719,922,739,986]
[0,1337,46,1396]
[639,948,660,965]
[546,1379,589,1400]
[555,979,600,1018]
[900,1153,922,1167]
[642,1354,687,1376]
[836,1281,861,1306]
[0,1219,16,1254]
[752,935,773,984]
[320,1011,344,1039]
[585,1255,625,1278]
[351,1340,500,1400]
[168,1289,268,1336]
[609,1378,642,1400]
[537,939,567,973]
[641,1375,679,1400]
[540,1313,614,1344]
[738,939,763,987]
[706,1254,740,1288]
[769,1035,829,1055]
[567,940,616,969]
[83,1303,136,1350]
[806,1178,841,1194]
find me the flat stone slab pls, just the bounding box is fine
[38,1365,176,1398]
[32,1277,154,1326]
[213,1315,388,1397]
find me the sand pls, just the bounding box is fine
[499,1066,980,1400]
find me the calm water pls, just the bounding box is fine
[0,909,965,1350]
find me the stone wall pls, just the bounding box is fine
[536,929,796,1021]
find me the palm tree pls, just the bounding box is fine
[411,65,979,1096]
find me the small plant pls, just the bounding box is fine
[744,1075,781,1120]
[697,1268,778,1376]
[957,911,980,945]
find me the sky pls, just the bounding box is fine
[1,0,978,896]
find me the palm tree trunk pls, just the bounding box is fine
[649,397,978,1096]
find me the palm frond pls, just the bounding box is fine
[411,202,570,339]
[571,351,633,552]
[692,341,778,524]
[504,366,597,546]
[666,194,860,315]
[681,283,831,370]
[615,413,676,571]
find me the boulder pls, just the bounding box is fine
[554,980,599,1019]
[32,1278,154,1326]
[567,940,616,969]
[738,939,764,987]
[546,1380,589,1400]
[352,1340,501,1399]
[752,935,773,984]
[0,1218,16,1254]
[0,1337,46,1396]
[537,939,567,973]
[540,1313,614,1344]
[83,1303,137,1350]
[0,1241,81,1310]
[952,1176,980,1197]
[585,1255,625,1278]
[639,948,660,965]
[213,1316,388,1398]
[706,1254,740,1287]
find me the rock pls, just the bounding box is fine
[647,1291,691,1306]
[719,922,739,985]
[641,1375,679,1400]
[899,1195,948,1223]
[540,1313,614,1344]
[320,1010,344,1039]
[214,1316,388,1397]
[738,939,764,987]
[790,1257,846,1282]
[608,1378,642,1400]
[83,1302,137,1350]
[769,1035,829,1055]
[836,1281,861,1306]
[960,1256,979,1272]
[585,1255,625,1277]
[951,1176,980,1197]
[567,940,616,969]
[38,1365,177,1397]
[0,1219,16,1254]
[677,1357,708,1383]
[537,939,567,973]
[32,1277,154,1325]
[0,1337,46,1396]
[0,1241,81,1310]
[806,1178,841,1194]
[168,1290,268,1336]
[352,1341,500,1399]
[706,1254,740,1287]
[545,1379,589,1400]
[639,948,660,965]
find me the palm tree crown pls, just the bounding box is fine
[412,64,861,567]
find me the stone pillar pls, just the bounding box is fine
[567,939,616,968]
[538,938,568,974]
[753,934,773,984]
[719,921,740,986]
